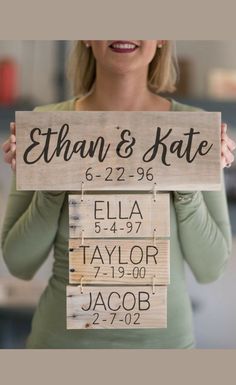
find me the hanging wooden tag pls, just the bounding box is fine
[67,285,167,329]
[69,193,170,238]
[69,239,170,285]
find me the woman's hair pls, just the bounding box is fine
[67,41,179,97]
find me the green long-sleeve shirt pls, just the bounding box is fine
[1,97,232,348]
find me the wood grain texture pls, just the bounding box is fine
[68,193,170,238]
[16,111,221,191]
[69,239,170,285]
[67,285,167,329]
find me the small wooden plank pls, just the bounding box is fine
[69,193,170,238]
[67,285,167,329]
[69,239,170,285]
[16,111,221,191]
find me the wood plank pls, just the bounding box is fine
[16,111,221,191]
[69,239,170,285]
[67,285,167,329]
[68,193,170,238]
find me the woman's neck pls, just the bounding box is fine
[76,67,171,111]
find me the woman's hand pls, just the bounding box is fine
[221,123,236,168]
[2,121,236,172]
[2,122,16,172]
[1,122,64,197]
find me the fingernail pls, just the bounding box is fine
[12,158,16,171]
[11,144,16,152]
[222,124,227,133]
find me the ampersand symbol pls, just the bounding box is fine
[116,129,136,158]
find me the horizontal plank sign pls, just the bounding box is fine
[69,193,170,238]
[16,111,221,191]
[67,285,167,329]
[69,239,170,285]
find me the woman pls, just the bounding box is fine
[1,40,235,348]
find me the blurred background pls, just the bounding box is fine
[0,40,236,348]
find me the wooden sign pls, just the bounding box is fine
[67,285,167,329]
[16,111,221,191]
[69,239,170,285]
[69,193,170,238]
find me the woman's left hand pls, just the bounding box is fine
[221,123,236,168]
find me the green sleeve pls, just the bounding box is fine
[1,103,72,280]
[173,173,232,283]
[1,173,65,280]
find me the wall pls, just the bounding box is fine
[176,40,236,97]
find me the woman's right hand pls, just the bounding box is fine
[2,122,16,172]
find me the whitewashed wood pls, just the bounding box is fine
[67,285,167,329]
[69,193,170,238]
[69,239,170,285]
[16,111,221,191]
